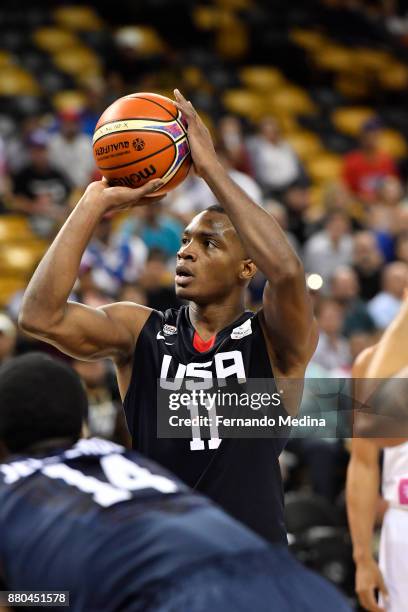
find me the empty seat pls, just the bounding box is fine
[0,67,39,96]
[33,27,80,53]
[53,6,104,31]
[240,66,286,92]
[306,152,342,184]
[0,216,35,242]
[332,107,375,136]
[0,241,48,274]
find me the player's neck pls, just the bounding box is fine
[189,298,246,340]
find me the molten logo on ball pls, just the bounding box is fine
[109,165,157,187]
[132,138,145,151]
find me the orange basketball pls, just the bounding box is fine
[93,92,191,196]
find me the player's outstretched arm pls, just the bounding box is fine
[19,179,163,361]
[174,89,317,374]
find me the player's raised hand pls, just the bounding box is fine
[82,178,165,215]
[356,557,388,612]
[173,89,218,177]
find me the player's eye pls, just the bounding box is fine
[205,240,216,248]
[181,237,189,245]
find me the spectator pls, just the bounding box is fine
[0,313,17,365]
[118,201,183,259]
[218,115,253,175]
[367,261,408,328]
[352,231,384,300]
[263,200,301,254]
[168,146,262,220]
[396,233,408,264]
[11,130,71,237]
[342,117,399,204]
[118,283,148,306]
[330,266,376,337]
[311,298,352,372]
[80,217,148,296]
[72,359,131,447]
[304,211,353,286]
[48,110,95,188]
[139,248,183,311]
[375,175,405,208]
[283,181,311,246]
[247,116,303,197]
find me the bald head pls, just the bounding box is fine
[382,262,408,298]
[331,266,359,301]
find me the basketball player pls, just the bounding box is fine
[0,353,350,612]
[347,297,408,612]
[19,89,318,543]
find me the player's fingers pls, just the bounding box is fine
[378,571,389,600]
[135,179,165,198]
[358,589,384,612]
[174,89,194,119]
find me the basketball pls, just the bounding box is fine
[92,92,191,196]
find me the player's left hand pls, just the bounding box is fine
[173,89,219,178]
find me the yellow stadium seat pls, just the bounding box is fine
[0,217,35,242]
[335,74,370,99]
[53,6,104,31]
[193,6,222,30]
[216,18,249,59]
[52,90,87,113]
[215,0,253,8]
[286,131,323,160]
[332,107,375,136]
[379,63,408,90]
[240,66,286,92]
[378,129,408,158]
[223,89,265,120]
[313,45,354,73]
[0,277,27,307]
[0,67,39,96]
[269,86,316,115]
[352,48,392,72]
[290,28,329,52]
[0,241,48,275]
[114,26,165,55]
[0,51,15,68]
[52,46,101,80]
[306,152,342,184]
[33,27,80,53]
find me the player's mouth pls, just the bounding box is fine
[175,265,194,286]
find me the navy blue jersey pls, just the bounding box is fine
[123,306,289,543]
[0,438,268,611]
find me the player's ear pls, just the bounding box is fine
[239,258,257,282]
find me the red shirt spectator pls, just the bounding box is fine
[342,118,398,204]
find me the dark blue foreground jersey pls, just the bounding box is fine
[0,438,350,612]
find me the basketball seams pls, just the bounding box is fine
[97,141,176,172]
[93,124,184,147]
[95,116,178,132]
[129,95,177,120]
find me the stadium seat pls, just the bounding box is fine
[240,66,286,92]
[193,6,222,30]
[306,152,342,184]
[114,26,165,56]
[313,46,354,73]
[379,62,408,91]
[378,129,408,158]
[289,28,329,53]
[352,48,392,73]
[0,277,27,307]
[52,90,87,113]
[0,67,40,97]
[53,6,104,31]
[216,16,249,59]
[0,51,14,68]
[52,47,102,81]
[0,217,35,242]
[286,131,323,160]
[223,89,265,120]
[269,86,316,115]
[0,241,48,275]
[331,107,375,136]
[335,74,370,99]
[33,27,81,53]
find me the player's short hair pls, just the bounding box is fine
[0,352,88,453]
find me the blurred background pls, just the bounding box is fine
[2,0,408,606]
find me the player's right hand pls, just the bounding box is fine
[82,178,165,215]
[356,556,388,612]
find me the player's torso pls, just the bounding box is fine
[123,306,289,543]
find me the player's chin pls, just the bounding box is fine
[175,284,197,301]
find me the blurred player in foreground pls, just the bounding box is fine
[19,90,318,543]
[347,298,408,611]
[0,353,349,612]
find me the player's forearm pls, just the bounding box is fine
[202,162,302,281]
[346,455,379,563]
[20,196,103,332]
[366,299,408,379]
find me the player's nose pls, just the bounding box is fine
[177,242,197,262]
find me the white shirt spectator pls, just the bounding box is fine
[48,132,95,188]
[247,137,300,191]
[169,169,262,217]
[304,231,353,285]
[367,292,401,329]
[311,332,352,372]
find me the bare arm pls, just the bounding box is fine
[174,90,317,372]
[346,347,388,612]
[19,179,163,362]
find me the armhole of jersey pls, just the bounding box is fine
[254,309,276,378]
[122,309,163,407]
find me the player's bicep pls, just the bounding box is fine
[41,301,151,361]
[261,279,317,368]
